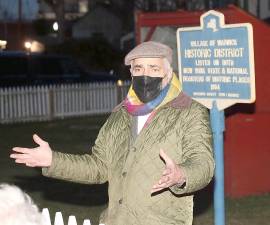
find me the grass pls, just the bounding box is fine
[0,115,109,225]
[0,115,269,225]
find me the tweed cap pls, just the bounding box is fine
[124,41,173,65]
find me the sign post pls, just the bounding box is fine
[177,10,256,225]
[210,101,225,225]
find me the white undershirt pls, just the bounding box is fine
[137,113,151,134]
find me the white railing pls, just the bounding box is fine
[0,81,130,124]
[42,208,103,225]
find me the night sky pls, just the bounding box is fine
[0,0,38,21]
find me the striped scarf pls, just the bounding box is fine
[124,73,182,116]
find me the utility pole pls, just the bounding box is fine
[243,0,249,11]
[218,0,226,8]
[3,10,8,40]
[156,0,161,11]
[18,0,22,50]
[257,0,260,19]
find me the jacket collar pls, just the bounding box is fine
[163,91,192,109]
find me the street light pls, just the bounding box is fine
[117,79,123,87]
[0,40,7,50]
[53,22,59,32]
[24,41,32,53]
[117,79,124,103]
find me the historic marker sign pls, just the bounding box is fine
[177,10,256,110]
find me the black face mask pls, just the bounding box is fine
[132,76,163,103]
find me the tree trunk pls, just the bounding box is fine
[42,0,66,42]
[54,0,65,42]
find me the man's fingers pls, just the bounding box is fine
[151,187,164,194]
[162,168,171,176]
[158,175,169,185]
[15,159,27,164]
[10,153,30,160]
[12,147,31,154]
[151,182,169,193]
[15,159,36,167]
[159,149,173,165]
[33,134,47,146]
[26,162,36,167]
[153,179,170,189]
[152,184,167,191]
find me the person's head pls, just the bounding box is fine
[125,41,173,103]
[0,184,45,225]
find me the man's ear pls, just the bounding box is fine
[166,67,173,81]
[162,68,173,87]
[130,67,135,79]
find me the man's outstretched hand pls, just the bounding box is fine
[151,149,186,194]
[10,134,52,168]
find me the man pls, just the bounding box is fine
[0,183,45,225]
[10,41,215,225]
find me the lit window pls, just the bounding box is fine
[79,0,88,13]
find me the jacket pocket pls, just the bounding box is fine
[148,190,193,224]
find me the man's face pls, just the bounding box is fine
[131,57,165,78]
[129,57,168,103]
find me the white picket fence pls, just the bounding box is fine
[42,208,104,225]
[0,81,130,124]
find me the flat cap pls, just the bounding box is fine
[124,41,173,65]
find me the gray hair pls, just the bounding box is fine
[0,184,45,225]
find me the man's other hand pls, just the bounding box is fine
[151,149,186,194]
[10,134,52,168]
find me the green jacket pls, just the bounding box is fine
[42,92,215,225]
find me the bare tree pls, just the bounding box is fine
[134,0,209,11]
